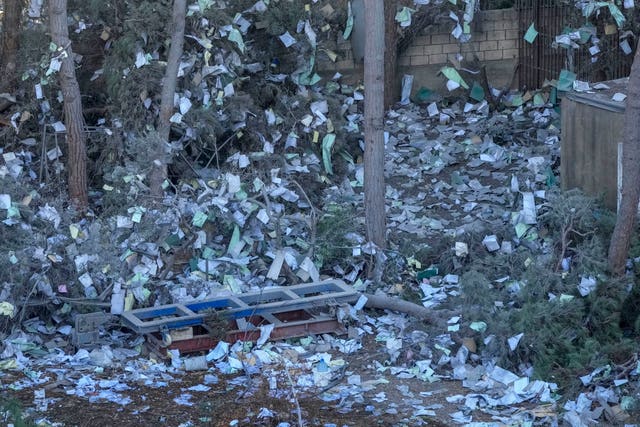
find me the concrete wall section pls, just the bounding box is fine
[396,58,517,97]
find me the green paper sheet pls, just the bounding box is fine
[440,67,469,89]
[558,69,576,91]
[228,28,245,53]
[192,211,208,227]
[322,133,336,175]
[533,93,545,106]
[608,3,626,27]
[470,81,485,102]
[227,225,240,255]
[343,2,354,40]
[395,7,414,26]
[198,0,213,12]
[524,23,538,44]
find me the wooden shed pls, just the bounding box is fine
[561,78,628,211]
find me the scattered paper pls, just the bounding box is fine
[482,235,500,252]
[578,276,597,297]
[440,67,469,90]
[558,69,577,91]
[612,92,627,102]
[508,333,524,351]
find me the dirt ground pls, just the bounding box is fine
[5,372,454,426]
[1,333,538,427]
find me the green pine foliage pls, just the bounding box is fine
[0,394,37,427]
[460,190,636,389]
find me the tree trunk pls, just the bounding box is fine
[49,0,88,210]
[149,0,187,198]
[363,0,386,249]
[383,2,398,108]
[608,46,640,275]
[0,0,24,94]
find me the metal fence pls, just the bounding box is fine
[516,0,633,90]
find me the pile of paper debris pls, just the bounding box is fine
[2,0,640,425]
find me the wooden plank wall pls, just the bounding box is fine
[561,97,623,211]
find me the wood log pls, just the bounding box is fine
[363,293,444,325]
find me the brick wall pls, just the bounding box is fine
[317,8,519,74]
[398,8,519,67]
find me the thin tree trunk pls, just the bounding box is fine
[383,2,398,108]
[363,0,386,249]
[0,0,23,94]
[49,0,88,210]
[150,0,187,197]
[608,46,640,275]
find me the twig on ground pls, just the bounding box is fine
[282,361,304,427]
[291,179,318,260]
[555,219,574,272]
[235,360,254,402]
[312,365,347,396]
[260,186,284,250]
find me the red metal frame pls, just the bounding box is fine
[146,309,346,356]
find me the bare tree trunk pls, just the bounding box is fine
[149,0,187,197]
[383,2,398,108]
[608,46,640,275]
[49,0,88,210]
[0,0,24,93]
[363,0,386,249]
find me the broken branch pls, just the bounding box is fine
[363,293,435,323]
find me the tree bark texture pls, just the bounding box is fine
[383,2,398,108]
[363,0,386,249]
[49,0,88,210]
[0,0,24,93]
[150,0,187,198]
[363,293,438,324]
[608,45,640,275]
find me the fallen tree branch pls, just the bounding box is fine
[363,293,443,325]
